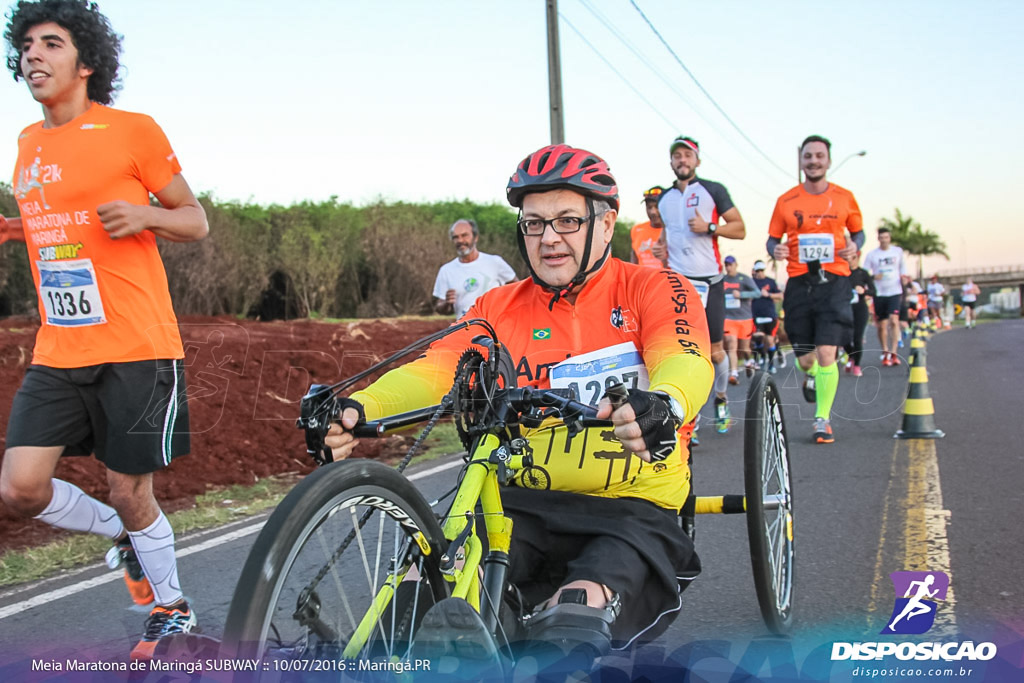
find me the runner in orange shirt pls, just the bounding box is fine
[768,135,864,444]
[326,144,712,657]
[630,185,667,268]
[0,0,207,659]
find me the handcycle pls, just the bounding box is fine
[220,319,794,677]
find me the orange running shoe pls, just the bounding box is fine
[131,601,197,660]
[106,538,154,606]
[813,418,834,444]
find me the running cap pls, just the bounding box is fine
[753,260,767,271]
[642,185,665,202]
[724,255,737,265]
[670,136,700,157]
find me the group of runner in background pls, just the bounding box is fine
[431,133,981,449]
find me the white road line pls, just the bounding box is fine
[0,457,463,622]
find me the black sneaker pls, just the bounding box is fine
[411,598,503,676]
[106,537,154,606]
[131,601,197,660]
[802,375,816,403]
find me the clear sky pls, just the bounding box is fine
[2,0,1021,276]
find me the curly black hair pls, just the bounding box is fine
[4,0,122,104]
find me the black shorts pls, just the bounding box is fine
[782,273,854,353]
[687,275,724,345]
[753,317,779,337]
[963,300,976,310]
[5,359,191,474]
[874,294,903,320]
[502,487,700,644]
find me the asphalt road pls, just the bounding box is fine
[1,320,1022,680]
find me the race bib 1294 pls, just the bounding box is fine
[797,234,835,264]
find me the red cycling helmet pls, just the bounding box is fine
[506,144,619,211]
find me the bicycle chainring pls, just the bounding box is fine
[453,349,490,452]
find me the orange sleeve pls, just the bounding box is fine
[635,270,714,422]
[130,114,182,195]
[846,192,863,233]
[768,197,787,240]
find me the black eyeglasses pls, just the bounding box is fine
[517,212,603,236]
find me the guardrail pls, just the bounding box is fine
[935,265,1024,278]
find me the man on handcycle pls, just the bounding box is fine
[325,145,713,658]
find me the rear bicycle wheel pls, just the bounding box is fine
[222,459,450,678]
[743,372,794,633]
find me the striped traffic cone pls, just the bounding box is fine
[894,334,945,439]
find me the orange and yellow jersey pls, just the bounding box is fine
[352,258,713,511]
[768,183,863,278]
[630,220,664,269]
[12,103,184,367]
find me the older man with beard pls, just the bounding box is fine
[433,218,517,318]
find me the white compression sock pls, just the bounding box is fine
[33,479,125,539]
[713,355,730,396]
[129,512,184,607]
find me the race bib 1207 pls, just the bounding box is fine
[549,342,650,407]
[37,258,107,327]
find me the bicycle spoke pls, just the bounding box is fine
[389,530,400,654]
[315,527,357,640]
[351,506,393,660]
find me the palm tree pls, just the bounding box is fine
[878,209,949,280]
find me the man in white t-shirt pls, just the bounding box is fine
[433,219,517,318]
[927,274,946,327]
[862,226,908,366]
[960,278,981,328]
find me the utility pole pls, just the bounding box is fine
[546,0,565,144]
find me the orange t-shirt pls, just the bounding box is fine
[12,103,184,367]
[352,259,713,510]
[630,220,664,269]
[768,183,863,278]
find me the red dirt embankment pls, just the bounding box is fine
[0,316,450,551]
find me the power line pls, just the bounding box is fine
[575,0,786,187]
[558,12,775,200]
[629,0,794,180]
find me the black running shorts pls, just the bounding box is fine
[688,275,724,345]
[782,273,854,353]
[502,487,700,644]
[874,293,903,320]
[5,359,191,474]
[754,317,780,337]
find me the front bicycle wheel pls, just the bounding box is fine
[743,372,794,633]
[222,459,450,677]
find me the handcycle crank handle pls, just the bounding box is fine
[572,381,625,429]
[350,405,447,438]
[603,381,629,410]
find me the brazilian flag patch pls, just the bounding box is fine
[532,328,551,340]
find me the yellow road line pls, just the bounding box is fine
[869,439,956,636]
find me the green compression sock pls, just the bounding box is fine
[815,362,839,419]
